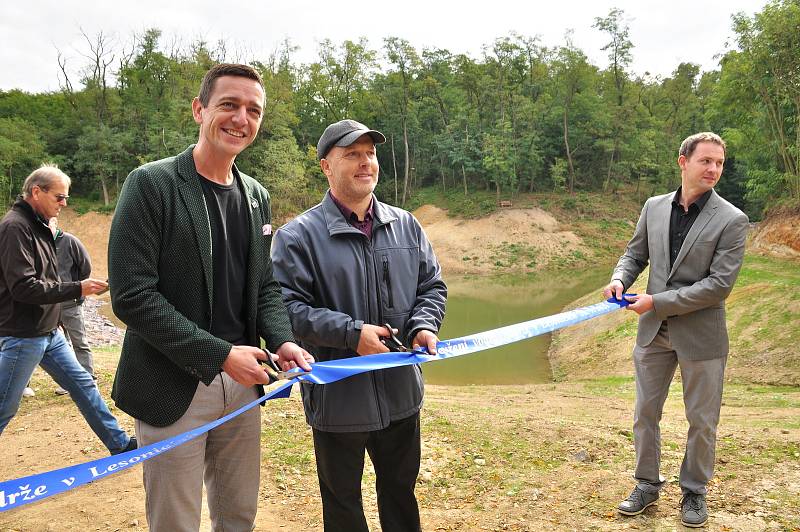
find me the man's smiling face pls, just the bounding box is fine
[192,75,265,159]
[321,135,380,204]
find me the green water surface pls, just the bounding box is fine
[423,267,611,385]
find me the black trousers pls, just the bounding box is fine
[312,412,422,532]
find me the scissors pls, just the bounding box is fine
[262,349,312,382]
[380,323,408,352]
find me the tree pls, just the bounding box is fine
[729,1,800,202]
[384,37,420,205]
[594,8,634,192]
[551,34,597,193]
[0,117,49,206]
[305,38,376,122]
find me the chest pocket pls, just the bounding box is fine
[378,247,418,316]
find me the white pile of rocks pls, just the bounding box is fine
[82,298,125,347]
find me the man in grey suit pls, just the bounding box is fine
[604,132,748,528]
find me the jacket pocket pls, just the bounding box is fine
[377,248,418,315]
[382,256,394,309]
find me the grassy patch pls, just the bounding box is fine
[488,241,539,271]
[66,195,117,215]
[736,253,800,287]
[596,319,637,342]
[722,383,800,408]
[404,187,499,218]
[578,376,636,398]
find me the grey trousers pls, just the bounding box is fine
[61,302,94,376]
[135,372,261,532]
[632,322,726,496]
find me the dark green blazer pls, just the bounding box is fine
[109,145,294,427]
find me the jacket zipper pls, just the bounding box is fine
[365,236,384,429]
[382,256,394,309]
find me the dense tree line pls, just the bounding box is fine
[1,1,798,220]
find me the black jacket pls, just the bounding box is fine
[0,199,82,337]
[271,191,447,432]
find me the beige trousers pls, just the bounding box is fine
[135,372,261,532]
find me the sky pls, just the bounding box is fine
[1,0,766,94]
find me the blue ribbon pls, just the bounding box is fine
[0,296,630,512]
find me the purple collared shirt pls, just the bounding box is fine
[330,193,374,240]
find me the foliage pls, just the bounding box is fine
[1,2,797,216]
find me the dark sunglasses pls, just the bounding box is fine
[38,186,69,202]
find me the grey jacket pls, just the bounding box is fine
[54,230,91,307]
[271,191,447,432]
[612,189,748,360]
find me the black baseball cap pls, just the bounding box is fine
[316,119,386,160]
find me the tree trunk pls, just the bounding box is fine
[440,152,447,192]
[391,134,398,205]
[463,124,469,196]
[563,108,576,194]
[603,145,616,193]
[100,178,109,206]
[401,120,410,206]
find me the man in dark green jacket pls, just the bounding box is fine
[109,63,313,532]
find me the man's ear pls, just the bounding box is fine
[320,158,331,177]
[191,97,204,125]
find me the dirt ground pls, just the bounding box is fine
[750,211,800,260]
[413,205,585,275]
[3,350,799,531]
[1,207,799,531]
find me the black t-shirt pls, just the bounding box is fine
[199,174,250,345]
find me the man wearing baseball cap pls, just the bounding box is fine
[272,119,447,531]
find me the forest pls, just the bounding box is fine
[1,0,798,220]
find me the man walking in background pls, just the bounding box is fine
[0,164,135,455]
[604,132,748,527]
[109,63,313,531]
[49,217,96,395]
[272,119,447,531]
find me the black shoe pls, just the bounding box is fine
[680,492,708,528]
[111,436,138,456]
[618,486,659,516]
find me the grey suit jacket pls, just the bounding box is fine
[612,189,748,360]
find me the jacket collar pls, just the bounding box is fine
[321,189,397,237]
[11,198,55,247]
[13,197,50,227]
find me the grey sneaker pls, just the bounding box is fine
[22,387,36,398]
[680,493,708,528]
[618,486,659,516]
[54,387,69,396]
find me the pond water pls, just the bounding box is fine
[422,267,612,385]
[98,265,613,386]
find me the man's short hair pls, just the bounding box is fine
[197,63,263,107]
[22,164,70,199]
[679,132,726,159]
